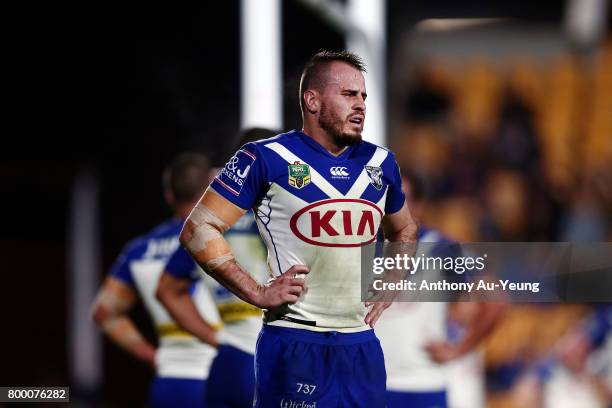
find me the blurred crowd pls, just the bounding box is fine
[392,39,612,407]
[394,40,612,243]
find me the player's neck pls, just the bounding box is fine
[301,124,348,157]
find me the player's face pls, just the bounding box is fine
[318,62,367,147]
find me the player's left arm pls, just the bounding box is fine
[425,302,507,363]
[91,277,156,367]
[180,189,309,308]
[364,202,418,327]
[381,202,418,243]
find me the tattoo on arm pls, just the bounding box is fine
[180,190,264,307]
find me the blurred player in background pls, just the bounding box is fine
[91,153,221,408]
[179,50,418,407]
[156,128,275,408]
[376,175,505,408]
[513,305,612,408]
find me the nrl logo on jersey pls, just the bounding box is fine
[365,166,383,190]
[288,161,311,189]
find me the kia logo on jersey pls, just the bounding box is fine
[289,199,383,247]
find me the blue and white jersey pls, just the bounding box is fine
[166,211,268,354]
[211,130,405,332]
[376,227,462,392]
[110,218,220,380]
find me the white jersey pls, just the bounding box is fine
[110,219,220,379]
[378,302,449,391]
[543,308,612,408]
[211,131,406,332]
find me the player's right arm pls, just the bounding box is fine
[91,276,156,367]
[365,156,419,327]
[425,302,507,363]
[155,245,219,347]
[180,189,309,309]
[156,271,220,348]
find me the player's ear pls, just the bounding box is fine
[303,90,319,114]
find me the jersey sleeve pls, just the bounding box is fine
[384,156,406,214]
[109,248,135,287]
[165,246,199,282]
[210,143,268,210]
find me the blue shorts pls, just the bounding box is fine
[254,325,386,408]
[149,376,206,408]
[206,344,256,408]
[386,390,447,408]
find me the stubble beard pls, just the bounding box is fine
[319,102,362,148]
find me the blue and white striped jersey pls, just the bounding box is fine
[211,130,405,332]
[110,218,220,379]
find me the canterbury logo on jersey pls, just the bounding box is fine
[289,198,382,247]
[329,166,349,178]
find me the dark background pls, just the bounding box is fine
[5,1,599,406]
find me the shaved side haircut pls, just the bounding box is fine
[299,50,366,113]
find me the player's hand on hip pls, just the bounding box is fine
[256,265,309,308]
[364,300,392,328]
[364,280,397,327]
